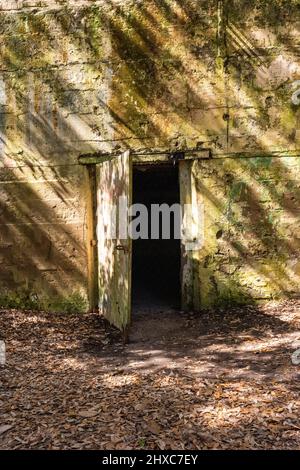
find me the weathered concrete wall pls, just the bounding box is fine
[193,156,300,307]
[0,0,299,309]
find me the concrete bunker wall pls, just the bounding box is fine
[0,0,299,310]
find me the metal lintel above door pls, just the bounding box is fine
[78,148,211,166]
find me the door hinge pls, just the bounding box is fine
[115,244,129,253]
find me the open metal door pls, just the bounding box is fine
[96,150,132,339]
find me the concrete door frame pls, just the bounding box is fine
[81,150,208,315]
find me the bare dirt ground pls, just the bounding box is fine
[1,300,300,450]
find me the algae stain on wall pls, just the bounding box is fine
[0,0,299,311]
[0,76,6,159]
[193,155,300,308]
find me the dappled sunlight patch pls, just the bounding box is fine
[1,302,300,449]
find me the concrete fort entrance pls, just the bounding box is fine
[79,149,208,339]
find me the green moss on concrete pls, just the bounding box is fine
[1,1,300,313]
[44,292,89,314]
[85,6,105,58]
[248,156,272,169]
[0,290,88,313]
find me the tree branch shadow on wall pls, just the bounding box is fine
[0,0,299,310]
[2,302,300,449]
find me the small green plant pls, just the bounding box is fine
[137,437,146,448]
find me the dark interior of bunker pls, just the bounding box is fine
[132,164,181,312]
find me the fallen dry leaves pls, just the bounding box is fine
[0,300,300,449]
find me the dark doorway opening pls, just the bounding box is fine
[132,164,181,312]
